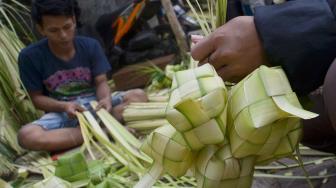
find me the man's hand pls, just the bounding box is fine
[63,102,85,119]
[96,97,112,112]
[191,16,268,82]
[94,74,112,112]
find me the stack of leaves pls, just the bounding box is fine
[135,64,318,188]
[146,88,170,102]
[123,102,168,135]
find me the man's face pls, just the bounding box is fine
[38,15,76,49]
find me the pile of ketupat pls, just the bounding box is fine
[0,25,319,187]
[5,64,318,188]
[135,63,318,188]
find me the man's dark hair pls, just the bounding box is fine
[31,0,81,27]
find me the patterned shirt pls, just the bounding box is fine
[19,36,111,101]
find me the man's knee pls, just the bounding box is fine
[17,125,45,149]
[125,89,148,103]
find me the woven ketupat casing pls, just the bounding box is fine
[195,143,255,188]
[166,64,228,151]
[140,124,194,177]
[227,66,317,161]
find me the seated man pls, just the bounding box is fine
[17,0,147,152]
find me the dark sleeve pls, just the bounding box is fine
[18,52,43,92]
[89,39,112,77]
[254,0,336,96]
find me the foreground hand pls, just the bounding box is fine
[191,16,268,82]
[96,97,112,112]
[63,102,85,119]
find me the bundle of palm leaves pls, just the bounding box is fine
[0,0,39,163]
[0,27,41,156]
[0,0,35,42]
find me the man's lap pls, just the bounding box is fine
[29,93,125,130]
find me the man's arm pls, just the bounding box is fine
[87,38,112,112]
[192,0,336,96]
[30,91,84,118]
[254,0,336,95]
[94,74,112,112]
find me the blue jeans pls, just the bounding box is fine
[31,93,124,130]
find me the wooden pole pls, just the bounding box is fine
[160,0,189,65]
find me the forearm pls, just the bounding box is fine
[96,76,111,100]
[96,79,111,101]
[254,0,336,95]
[31,95,66,112]
[94,74,112,112]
